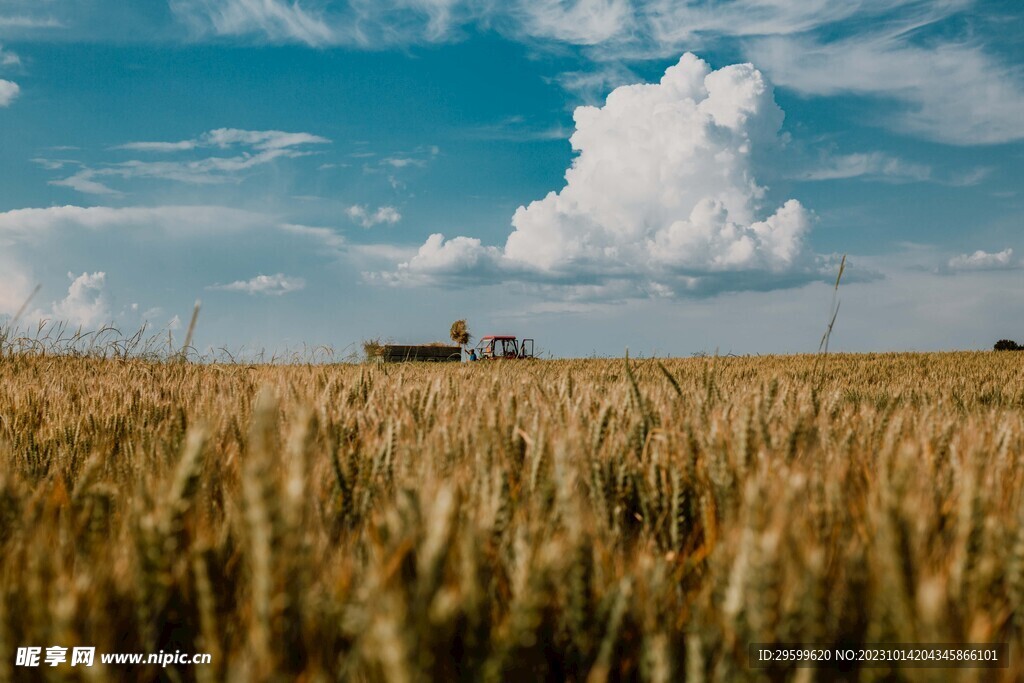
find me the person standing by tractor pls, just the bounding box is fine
[450,318,473,361]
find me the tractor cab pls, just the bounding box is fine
[475,335,534,360]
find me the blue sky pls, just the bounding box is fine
[1,0,1022,357]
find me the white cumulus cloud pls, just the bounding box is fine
[207,273,306,295]
[400,233,503,278]
[947,248,1018,272]
[43,271,110,328]
[50,170,122,196]
[346,205,402,228]
[0,79,19,107]
[390,53,820,297]
[280,223,346,251]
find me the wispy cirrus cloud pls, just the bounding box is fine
[0,44,20,66]
[115,128,330,152]
[795,151,992,186]
[50,170,122,196]
[550,63,639,105]
[164,1,1023,147]
[353,145,439,190]
[40,128,330,195]
[747,32,1024,145]
[797,152,933,183]
[170,0,472,47]
[169,0,335,46]
[641,0,943,48]
[167,0,906,51]
[379,157,424,169]
[280,223,346,251]
[207,272,306,296]
[516,0,633,46]
[0,204,276,244]
[0,15,63,31]
[946,248,1019,272]
[169,0,639,49]
[346,205,402,228]
[375,145,438,169]
[463,115,571,142]
[0,79,19,107]
[0,204,349,260]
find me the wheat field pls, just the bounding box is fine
[1,351,1023,681]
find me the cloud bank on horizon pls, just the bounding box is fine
[387,54,825,297]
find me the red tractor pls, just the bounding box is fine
[474,335,535,360]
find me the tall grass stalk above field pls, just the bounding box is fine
[9,284,41,327]
[815,254,847,382]
[819,254,846,356]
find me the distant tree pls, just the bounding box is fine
[994,339,1020,351]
